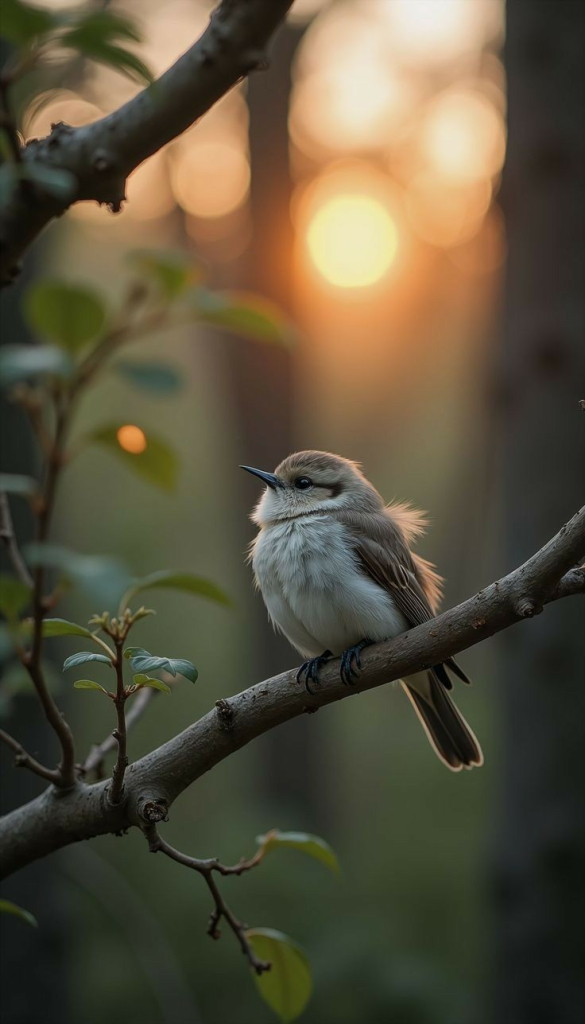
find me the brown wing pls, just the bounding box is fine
[336,509,470,688]
[336,509,436,626]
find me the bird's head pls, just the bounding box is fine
[242,450,383,525]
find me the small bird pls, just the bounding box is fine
[242,450,483,772]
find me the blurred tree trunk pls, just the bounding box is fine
[227,23,326,826]
[493,3,585,1023]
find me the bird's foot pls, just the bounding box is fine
[340,639,374,686]
[297,650,333,695]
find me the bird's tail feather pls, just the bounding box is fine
[401,672,483,772]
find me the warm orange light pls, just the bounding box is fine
[407,173,492,248]
[117,425,147,454]
[124,151,176,221]
[306,193,398,288]
[24,92,103,140]
[380,0,503,66]
[290,66,417,157]
[420,89,506,182]
[170,140,250,219]
[449,205,507,276]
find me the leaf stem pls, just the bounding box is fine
[89,632,117,660]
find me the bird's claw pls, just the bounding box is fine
[297,651,333,694]
[339,639,373,686]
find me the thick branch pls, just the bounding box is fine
[0,0,294,282]
[0,506,583,879]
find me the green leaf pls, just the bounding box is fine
[73,679,108,694]
[61,13,153,85]
[246,929,312,1023]
[1,0,56,46]
[124,646,142,659]
[0,344,72,385]
[122,570,231,609]
[40,618,93,638]
[128,250,203,300]
[24,543,129,608]
[25,282,107,352]
[0,473,38,496]
[63,652,112,670]
[257,831,340,875]
[127,647,197,683]
[0,575,31,620]
[0,899,38,928]
[193,289,292,346]
[133,674,171,694]
[114,360,183,394]
[90,424,178,492]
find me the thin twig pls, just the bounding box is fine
[25,406,76,788]
[0,728,59,784]
[144,826,270,975]
[109,639,128,804]
[80,685,156,780]
[0,491,33,588]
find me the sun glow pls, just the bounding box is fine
[117,425,147,454]
[306,193,398,288]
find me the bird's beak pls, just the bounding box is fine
[240,465,284,490]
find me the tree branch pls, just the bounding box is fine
[0,728,59,784]
[25,408,76,789]
[80,685,156,780]
[0,505,583,879]
[109,640,128,804]
[0,0,294,283]
[0,491,33,588]
[144,826,270,974]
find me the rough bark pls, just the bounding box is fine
[1,506,582,880]
[0,0,294,282]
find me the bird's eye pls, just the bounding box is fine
[295,476,313,490]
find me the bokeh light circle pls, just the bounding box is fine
[420,89,506,182]
[170,141,250,219]
[306,193,398,288]
[117,425,147,454]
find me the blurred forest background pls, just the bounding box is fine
[1,1,583,1023]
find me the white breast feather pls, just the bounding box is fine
[250,516,408,658]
